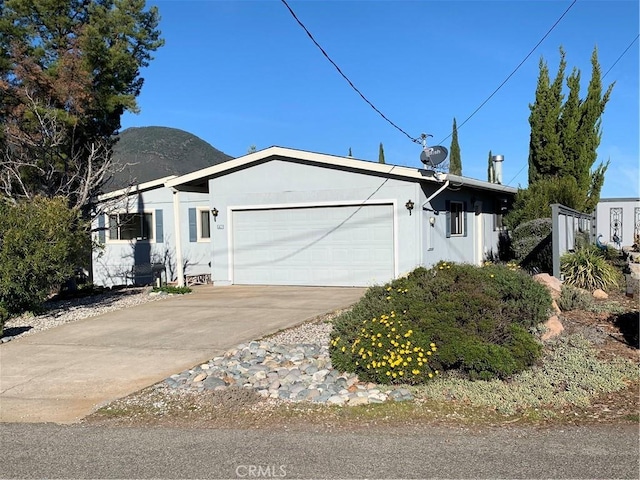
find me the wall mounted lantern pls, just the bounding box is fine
[405,200,415,215]
[211,207,219,221]
[429,217,436,226]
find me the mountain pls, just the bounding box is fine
[104,126,233,191]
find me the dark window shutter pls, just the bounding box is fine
[109,214,118,240]
[98,214,105,243]
[155,209,164,243]
[188,208,197,242]
[445,200,451,238]
[463,202,468,237]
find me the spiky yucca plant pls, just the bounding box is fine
[561,246,619,291]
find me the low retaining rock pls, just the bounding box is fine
[163,341,414,406]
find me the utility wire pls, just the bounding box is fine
[280,0,421,144]
[603,34,639,79]
[506,32,640,187]
[436,0,578,146]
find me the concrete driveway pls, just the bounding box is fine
[0,286,365,424]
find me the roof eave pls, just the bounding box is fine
[445,174,518,195]
[97,175,178,201]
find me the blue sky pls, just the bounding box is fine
[121,0,639,197]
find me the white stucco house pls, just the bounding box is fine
[92,146,516,288]
[595,197,640,248]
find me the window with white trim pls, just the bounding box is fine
[449,201,464,236]
[198,208,211,241]
[108,212,153,241]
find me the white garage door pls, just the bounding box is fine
[232,204,395,286]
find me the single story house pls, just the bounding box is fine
[595,197,640,248]
[92,146,516,287]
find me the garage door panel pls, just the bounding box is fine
[232,204,394,286]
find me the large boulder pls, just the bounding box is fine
[533,274,564,341]
[542,315,564,341]
[533,273,563,299]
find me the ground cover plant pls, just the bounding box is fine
[557,284,594,311]
[330,262,552,383]
[418,334,638,416]
[151,285,192,295]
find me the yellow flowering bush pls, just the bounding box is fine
[330,308,439,385]
[330,262,549,381]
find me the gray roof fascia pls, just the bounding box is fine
[445,174,518,195]
[598,197,640,203]
[97,175,177,201]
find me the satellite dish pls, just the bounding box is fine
[420,146,448,167]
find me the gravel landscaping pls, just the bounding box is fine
[1,287,169,343]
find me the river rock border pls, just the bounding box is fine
[163,340,414,406]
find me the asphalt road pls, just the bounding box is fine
[1,423,638,479]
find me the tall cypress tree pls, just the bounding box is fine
[528,48,566,184]
[527,46,612,212]
[378,142,385,164]
[449,117,462,175]
[566,48,612,212]
[487,150,494,183]
[509,46,614,228]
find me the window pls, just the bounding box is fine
[108,212,153,241]
[449,201,464,236]
[493,198,508,231]
[199,209,211,240]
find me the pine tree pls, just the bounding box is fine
[487,150,494,183]
[449,118,462,175]
[0,0,164,210]
[378,143,385,164]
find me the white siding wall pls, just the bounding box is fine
[596,198,640,247]
[92,188,211,287]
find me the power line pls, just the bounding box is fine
[436,0,578,146]
[506,32,640,187]
[603,34,639,79]
[280,0,421,144]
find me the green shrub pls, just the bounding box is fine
[557,285,593,311]
[152,285,192,295]
[510,218,553,273]
[561,246,619,291]
[0,197,90,314]
[330,310,439,384]
[331,262,549,382]
[55,282,106,300]
[504,176,586,230]
[574,230,591,250]
[0,303,8,337]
